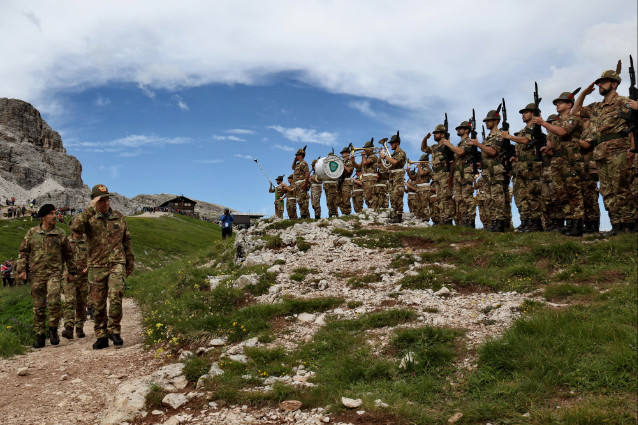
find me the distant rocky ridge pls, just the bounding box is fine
[0,98,235,217]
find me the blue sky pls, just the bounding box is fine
[1,0,636,227]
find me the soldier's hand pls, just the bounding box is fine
[423,133,431,141]
[627,149,635,163]
[531,116,544,126]
[90,197,99,208]
[18,271,27,280]
[583,82,596,95]
[468,138,479,146]
[627,99,638,111]
[501,131,511,140]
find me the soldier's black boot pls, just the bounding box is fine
[531,218,543,232]
[621,222,635,233]
[550,218,564,232]
[516,217,528,232]
[76,327,85,338]
[108,333,124,346]
[562,219,573,235]
[93,337,109,350]
[396,214,403,223]
[49,327,60,345]
[61,326,74,340]
[607,222,623,235]
[87,306,94,320]
[33,333,46,349]
[564,219,583,237]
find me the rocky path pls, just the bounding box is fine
[0,298,161,425]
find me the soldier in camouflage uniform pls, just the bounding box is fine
[443,121,477,227]
[429,125,455,225]
[351,170,364,213]
[292,148,310,219]
[309,162,323,219]
[375,167,390,209]
[502,103,543,232]
[71,185,134,349]
[338,147,354,215]
[574,67,636,233]
[579,117,601,233]
[540,114,562,231]
[284,175,297,220]
[405,170,418,215]
[470,110,508,232]
[17,204,77,348]
[379,132,407,222]
[61,229,89,339]
[352,139,379,210]
[322,157,341,217]
[414,155,432,222]
[533,91,584,236]
[269,175,285,219]
[475,176,490,228]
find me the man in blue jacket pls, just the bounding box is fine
[220,209,234,239]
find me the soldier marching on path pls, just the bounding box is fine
[71,184,135,350]
[17,204,77,348]
[62,226,90,339]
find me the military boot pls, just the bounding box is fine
[395,214,403,223]
[76,328,85,338]
[621,222,636,233]
[546,218,562,232]
[92,337,109,350]
[86,306,94,320]
[607,222,623,235]
[564,219,583,237]
[530,218,543,232]
[108,333,124,346]
[583,220,599,233]
[33,334,46,349]
[61,326,74,340]
[562,219,573,235]
[49,327,60,345]
[516,218,529,232]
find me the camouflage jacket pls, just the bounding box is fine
[390,147,407,170]
[552,113,583,156]
[293,160,309,182]
[70,207,134,272]
[515,124,535,162]
[361,153,378,175]
[69,237,89,277]
[580,92,631,160]
[416,164,432,184]
[482,129,504,160]
[16,225,76,276]
[342,157,354,181]
[455,137,473,170]
[432,142,451,173]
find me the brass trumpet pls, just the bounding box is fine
[348,143,379,158]
[407,159,431,165]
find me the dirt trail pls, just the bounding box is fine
[0,298,161,425]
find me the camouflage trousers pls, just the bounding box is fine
[63,276,89,330]
[551,157,584,220]
[582,177,600,222]
[352,189,364,213]
[453,168,476,222]
[482,172,508,222]
[323,182,340,216]
[513,161,542,219]
[89,264,125,338]
[294,182,310,218]
[416,185,430,221]
[30,273,63,334]
[361,177,378,209]
[429,191,439,223]
[541,164,560,227]
[388,172,404,215]
[274,199,284,219]
[596,150,635,224]
[286,197,297,220]
[310,184,322,218]
[407,193,417,214]
[432,171,454,223]
[339,181,352,215]
[375,182,389,209]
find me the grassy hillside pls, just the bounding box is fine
[0,214,221,357]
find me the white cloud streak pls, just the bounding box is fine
[226,129,256,135]
[233,154,253,159]
[272,144,295,152]
[195,159,223,164]
[211,135,245,142]
[173,95,189,111]
[268,125,337,146]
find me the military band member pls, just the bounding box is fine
[574,64,636,233]
[534,91,584,236]
[17,204,76,348]
[269,175,285,219]
[429,125,455,225]
[415,155,433,222]
[292,147,310,219]
[379,132,407,223]
[405,171,418,215]
[309,161,323,219]
[285,175,298,220]
[351,170,364,214]
[375,167,390,209]
[470,110,508,232]
[351,139,379,210]
[444,121,477,227]
[322,156,340,217]
[540,114,562,232]
[339,147,354,216]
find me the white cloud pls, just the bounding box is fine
[268,125,337,146]
[0,1,635,128]
[233,154,253,159]
[226,129,256,135]
[66,135,192,155]
[272,144,295,152]
[95,95,110,107]
[98,165,122,179]
[211,135,245,142]
[348,100,376,118]
[195,159,223,164]
[173,95,189,111]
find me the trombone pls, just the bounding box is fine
[348,143,379,158]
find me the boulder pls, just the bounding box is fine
[162,393,188,410]
[341,397,363,408]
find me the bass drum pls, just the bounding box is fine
[315,154,344,180]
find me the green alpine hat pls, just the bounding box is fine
[276,175,284,181]
[390,131,401,143]
[419,154,429,161]
[519,103,538,114]
[433,124,446,133]
[340,146,350,154]
[90,184,111,199]
[455,121,471,130]
[552,92,577,105]
[295,148,306,156]
[483,110,501,122]
[288,174,294,179]
[363,139,374,148]
[594,69,621,85]
[546,114,559,123]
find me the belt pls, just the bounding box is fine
[416,183,430,187]
[374,184,386,187]
[287,197,296,201]
[353,189,363,192]
[389,169,404,173]
[323,181,337,184]
[362,173,377,177]
[294,180,306,184]
[595,131,627,144]
[408,192,416,196]
[311,183,322,187]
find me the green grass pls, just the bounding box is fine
[145,383,166,409]
[289,267,317,282]
[0,285,33,357]
[346,272,382,288]
[183,355,212,383]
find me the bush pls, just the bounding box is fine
[145,383,165,409]
[183,356,212,383]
